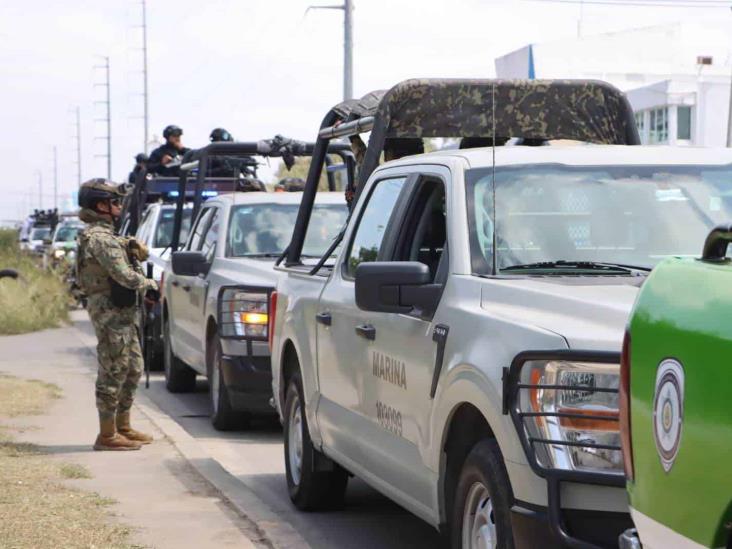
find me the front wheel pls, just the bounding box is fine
[163,317,196,393]
[450,439,515,549]
[283,370,348,510]
[207,334,247,431]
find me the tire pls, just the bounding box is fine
[450,439,515,549]
[207,333,247,431]
[163,317,196,393]
[283,369,348,510]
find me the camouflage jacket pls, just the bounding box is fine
[76,209,154,297]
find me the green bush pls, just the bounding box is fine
[0,229,69,335]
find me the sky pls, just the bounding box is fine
[1,0,731,221]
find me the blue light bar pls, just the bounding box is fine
[202,190,218,197]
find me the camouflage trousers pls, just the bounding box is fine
[87,295,142,421]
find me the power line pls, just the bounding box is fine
[523,0,732,7]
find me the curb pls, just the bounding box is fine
[73,319,309,549]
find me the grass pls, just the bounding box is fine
[0,374,136,549]
[0,229,70,334]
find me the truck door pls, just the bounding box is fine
[187,207,220,369]
[358,171,451,506]
[316,175,410,465]
[167,206,214,367]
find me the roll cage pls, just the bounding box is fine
[283,78,640,267]
[167,137,355,252]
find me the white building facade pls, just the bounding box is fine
[495,22,732,146]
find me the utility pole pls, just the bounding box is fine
[72,106,82,185]
[93,56,112,179]
[306,0,354,100]
[35,170,42,209]
[141,0,150,154]
[727,8,732,146]
[53,146,58,210]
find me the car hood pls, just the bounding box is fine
[480,276,644,352]
[212,257,279,288]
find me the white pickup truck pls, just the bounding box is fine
[270,144,732,548]
[163,191,347,430]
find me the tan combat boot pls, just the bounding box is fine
[116,411,153,445]
[93,415,141,451]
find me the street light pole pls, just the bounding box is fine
[306,0,354,100]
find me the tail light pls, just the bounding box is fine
[619,330,634,481]
[268,291,278,352]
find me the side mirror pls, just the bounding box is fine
[355,261,441,316]
[702,223,732,262]
[20,238,29,243]
[171,251,209,277]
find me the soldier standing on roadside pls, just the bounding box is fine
[76,179,159,451]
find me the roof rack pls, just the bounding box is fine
[284,78,640,267]
[167,137,355,251]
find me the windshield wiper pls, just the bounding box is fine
[239,252,282,258]
[500,260,650,275]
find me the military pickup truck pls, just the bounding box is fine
[269,79,732,548]
[618,226,732,549]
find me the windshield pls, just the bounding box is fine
[31,227,50,240]
[228,203,347,257]
[155,208,193,248]
[467,163,732,274]
[54,225,81,243]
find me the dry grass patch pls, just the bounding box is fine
[0,228,69,335]
[0,373,61,417]
[0,374,137,549]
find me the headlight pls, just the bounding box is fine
[515,358,621,475]
[53,249,66,259]
[218,286,272,340]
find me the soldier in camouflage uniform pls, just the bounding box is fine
[76,179,159,451]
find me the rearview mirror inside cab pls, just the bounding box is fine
[355,261,441,317]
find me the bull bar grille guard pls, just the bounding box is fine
[217,285,275,343]
[502,349,625,549]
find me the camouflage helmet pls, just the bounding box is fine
[78,178,127,209]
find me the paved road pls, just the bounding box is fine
[77,316,443,549]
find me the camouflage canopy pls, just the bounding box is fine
[347,79,640,188]
[286,78,640,266]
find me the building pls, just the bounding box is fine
[495,21,732,146]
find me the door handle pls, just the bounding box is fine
[182,285,191,292]
[171,280,180,288]
[355,324,375,341]
[316,311,332,326]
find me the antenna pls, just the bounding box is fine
[93,56,112,179]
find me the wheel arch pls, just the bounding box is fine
[279,338,299,412]
[439,401,497,528]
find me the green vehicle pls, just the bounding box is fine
[619,226,732,549]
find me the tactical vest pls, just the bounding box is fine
[76,224,114,297]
